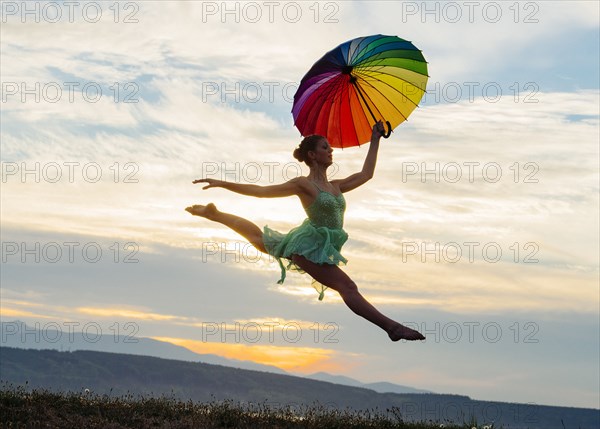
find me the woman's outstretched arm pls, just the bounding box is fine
[335,121,384,193]
[192,176,310,199]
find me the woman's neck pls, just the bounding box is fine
[308,166,328,183]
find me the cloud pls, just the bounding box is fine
[151,335,349,374]
[2,90,598,314]
[0,307,54,319]
[76,306,183,322]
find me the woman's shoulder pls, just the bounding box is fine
[289,176,312,187]
[329,179,344,193]
[284,176,315,195]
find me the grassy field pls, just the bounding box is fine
[0,385,485,429]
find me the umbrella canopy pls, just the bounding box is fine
[292,34,428,148]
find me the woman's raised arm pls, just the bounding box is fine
[335,121,384,193]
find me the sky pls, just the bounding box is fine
[1,0,599,413]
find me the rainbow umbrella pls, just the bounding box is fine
[292,34,428,148]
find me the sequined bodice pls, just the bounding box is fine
[305,188,346,229]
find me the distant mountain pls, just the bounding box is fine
[307,372,432,394]
[0,320,286,374]
[1,320,429,394]
[364,381,432,395]
[1,347,598,429]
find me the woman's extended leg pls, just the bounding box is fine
[186,203,267,253]
[186,204,422,341]
[292,255,425,342]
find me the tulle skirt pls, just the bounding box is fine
[263,219,348,300]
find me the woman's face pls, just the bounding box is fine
[309,138,333,166]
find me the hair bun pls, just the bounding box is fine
[293,147,304,162]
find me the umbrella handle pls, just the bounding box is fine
[382,121,392,139]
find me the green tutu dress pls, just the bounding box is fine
[262,182,348,300]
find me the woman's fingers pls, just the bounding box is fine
[192,178,218,189]
[372,120,384,136]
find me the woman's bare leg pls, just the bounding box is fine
[292,255,425,342]
[186,203,267,253]
[185,205,422,341]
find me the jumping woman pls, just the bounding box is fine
[186,121,425,342]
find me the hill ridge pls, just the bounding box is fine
[1,347,598,429]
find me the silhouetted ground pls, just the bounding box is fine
[0,385,475,429]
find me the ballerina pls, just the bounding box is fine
[186,121,425,342]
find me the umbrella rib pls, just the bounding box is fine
[314,73,348,104]
[353,39,421,64]
[352,82,379,124]
[353,57,428,99]
[354,56,428,78]
[353,65,425,111]
[354,73,410,123]
[302,74,345,117]
[315,74,366,147]
[302,73,350,137]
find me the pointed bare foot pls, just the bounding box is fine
[185,203,218,220]
[388,323,425,342]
